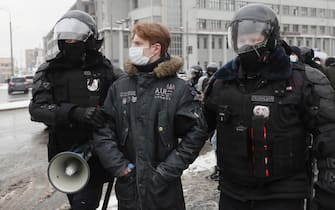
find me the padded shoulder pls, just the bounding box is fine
[305,65,330,85]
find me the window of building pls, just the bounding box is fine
[123,34,129,48]
[320,26,326,35]
[212,37,215,49]
[310,8,316,17]
[319,8,326,17]
[297,39,302,46]
[291,6,298,16]
[311,25,317,35]
[198,0,206,8]
[133,0,138,9]
[204,37,208,49]
[169,34,182,57]
[197,19,207,30]
[293,25,299,33]
[300,7,308,16]
[283,6,289,15]
[283,24,289,33]
[301,25,308,34]
[209,0,220,9]
[222,0,235,11]
[197,37,200,49]
[218,37,223,49]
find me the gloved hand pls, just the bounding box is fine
[71,107,106,128]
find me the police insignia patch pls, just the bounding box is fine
[87,79,100,91]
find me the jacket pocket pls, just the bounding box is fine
[276,96,301,126]
[115,170,137,208]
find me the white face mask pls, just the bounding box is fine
[128,47,150,66]
[290,55,298,62]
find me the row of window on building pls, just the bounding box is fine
[197,0,335,19]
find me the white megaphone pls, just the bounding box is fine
[47,144,92,193]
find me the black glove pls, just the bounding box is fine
[71,107,106,128]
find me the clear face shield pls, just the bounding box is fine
[53,18,93,42]
[228,20,271,54]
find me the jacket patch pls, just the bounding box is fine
[87,78,100,91]
[120,91,137,104]
[251,95,275,103]
[154,83,175,101]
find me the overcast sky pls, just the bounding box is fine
[0,0,76,68]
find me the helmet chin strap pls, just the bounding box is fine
[252,45,270,63]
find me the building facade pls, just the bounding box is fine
[94,0,335,72]
[43,0,335,72]
[25,48,44,74]
[0,58,12,82]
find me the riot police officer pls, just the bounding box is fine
[189,65,203,90]
[200,62,218,93]
[204,4,335,210]
[29,10,122,210]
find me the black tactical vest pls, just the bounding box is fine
[49,65,107,108]
[214,76,308,183]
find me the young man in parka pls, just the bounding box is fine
[93,22,208,210]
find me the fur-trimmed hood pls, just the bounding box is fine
[124,56,183,78]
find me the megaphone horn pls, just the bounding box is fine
[47,145,92,194]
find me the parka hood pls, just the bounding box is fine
[125,56,183,78]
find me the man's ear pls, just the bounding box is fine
[152,43,162,55]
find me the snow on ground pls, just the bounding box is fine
[184,149,216,175]
[0,100,30,110]
[0,83,8,90]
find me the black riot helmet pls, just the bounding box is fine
[54,10,103,51]
[206,62,218,76]
[299,47,314,63]
[228,4,280,56]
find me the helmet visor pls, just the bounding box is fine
[53,18,93,42]
[230,20,271,54]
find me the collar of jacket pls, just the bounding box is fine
[214,47,292,81]
[124,55,183,78]
[291,61,305,71]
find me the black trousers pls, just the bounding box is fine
[219,193,305,210]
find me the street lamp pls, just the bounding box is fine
[116,18,129,69]
[0,8,14,76]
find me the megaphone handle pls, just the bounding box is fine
[102,181,114,210]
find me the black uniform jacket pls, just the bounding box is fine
[204,50,335,210]
[29,51,122,160]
